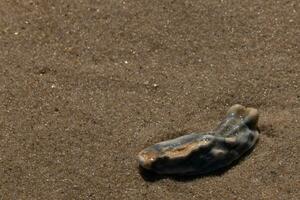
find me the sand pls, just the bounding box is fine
[0,0,299,199]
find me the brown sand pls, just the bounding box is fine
[0,0,299,199]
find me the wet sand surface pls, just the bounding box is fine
[0,0,299,199]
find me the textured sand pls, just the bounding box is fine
[0,0,299,199]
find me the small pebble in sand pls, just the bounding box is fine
[138,104,259,175]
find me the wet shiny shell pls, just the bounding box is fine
[138,104,259,175]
